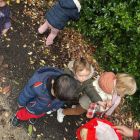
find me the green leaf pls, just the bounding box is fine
[28,124,33,136]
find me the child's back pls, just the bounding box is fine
[46,0,81,30]
[11,67,80,126]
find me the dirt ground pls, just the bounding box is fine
[0,1,90,140]
[0,1,139,140]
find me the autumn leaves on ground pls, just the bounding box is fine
[0,1,139,140]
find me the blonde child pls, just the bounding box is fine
[38,0,81,46]
[86,72,137,118]
[57,59,137,123]
[0,0,11,36]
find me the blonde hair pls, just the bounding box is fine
[115,73,137,96]
[73,58,91,73]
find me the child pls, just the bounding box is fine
[0,0,11,36]
[38,0,81,46]
[86,72,137,117]
[11,67,80,126]
[57,65,137,122]
[57,58,103,123]
[76,118,122,140]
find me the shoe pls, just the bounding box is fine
[46,110,52,114]
[45,38,53,46]
[38,22,48,34]
[11,115,20,127]
[71,105,76,108]
[29,118,37,125]
[57,108,65,123]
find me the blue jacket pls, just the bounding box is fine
[45,0,81,30]
[18,67,64,115]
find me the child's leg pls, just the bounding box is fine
[38,20,49,34]
[45,27,59,46]
[57,105,86,123]
[16,108,45,121]
[63,105,86,115]
[57,95,90,123]
[11,108,45,126]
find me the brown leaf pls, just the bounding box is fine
[1,85,11,94]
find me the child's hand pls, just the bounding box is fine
[97,100,112,111]
[113,125,133,137]
[86,103,99,118]
[106,100,112,108]
[97,101,107,108]
[97,101,107,112]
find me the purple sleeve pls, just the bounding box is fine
[4,22,11,29]
[4,5,11,29]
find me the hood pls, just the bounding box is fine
[68,60,95,80]
[59,0,81,12]
[93,77,112,101]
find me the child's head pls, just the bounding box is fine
[115,73,137,97]
[0,0,5,2]
[0,0,6,6]
[98,72,137,97]
[53,74,80,101]
[73,57,93,82]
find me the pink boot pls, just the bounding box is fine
[38,21,49,34]
[45,27,59,46]
[45,37,54,46]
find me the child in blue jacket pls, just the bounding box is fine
[11,67,80,126]
[0,0,11,36]
[38,0,81,46]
